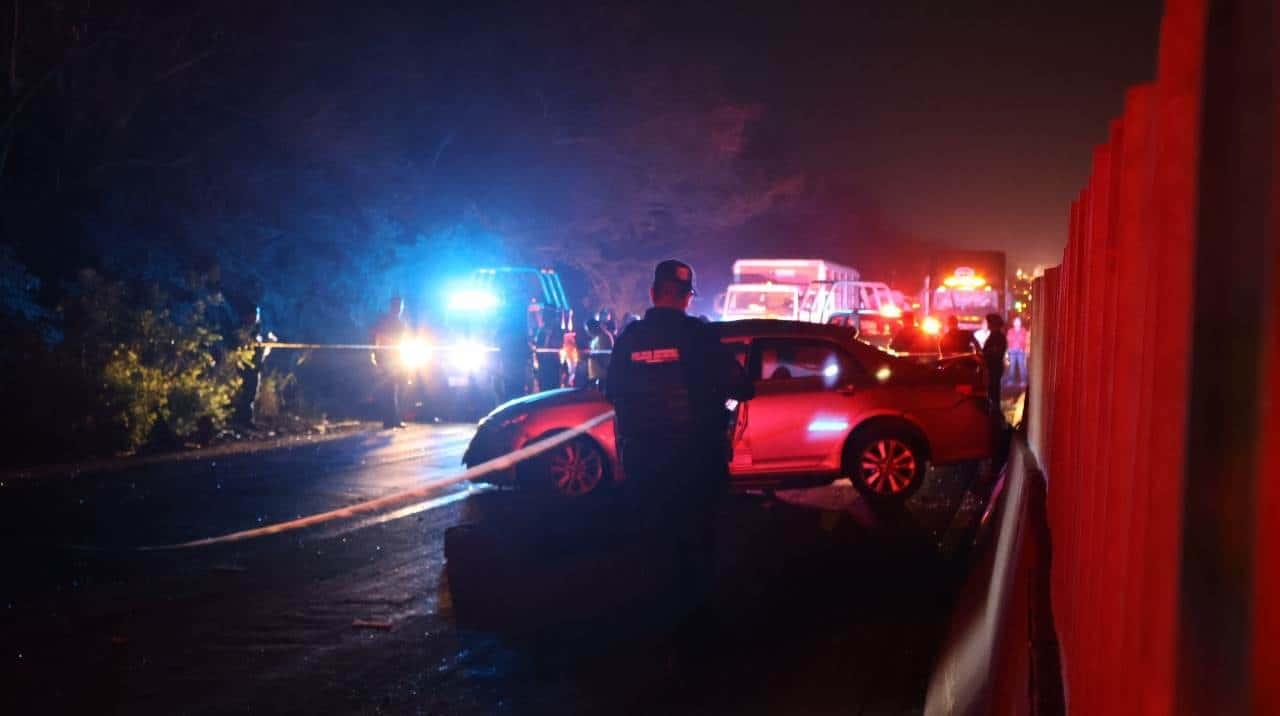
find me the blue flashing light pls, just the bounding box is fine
[447,289,500,312]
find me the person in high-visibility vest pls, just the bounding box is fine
[585,318,613,386]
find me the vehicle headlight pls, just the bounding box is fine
[399,338,432,368]
[448,342,489,372]
[447,289,500,312]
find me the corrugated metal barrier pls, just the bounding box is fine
[1026,0,1278,711]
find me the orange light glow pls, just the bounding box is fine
[941,273,988,290]
[922,317,942,334]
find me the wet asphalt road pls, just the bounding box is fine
[1,424,991,715]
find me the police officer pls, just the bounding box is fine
[605,259,754,632]
[495,303,534,403]
[982,313,1008,410]
[371,296,409,429]
[939,315,981,354]
[585,317,613,386]
[534,307,565,392]
[231,304,267,430]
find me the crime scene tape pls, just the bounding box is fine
[140,409,616,551]
[261,342,496,351]
[256,342,608,355]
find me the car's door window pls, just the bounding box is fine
[725,340,750,370]
[752,339,856,390]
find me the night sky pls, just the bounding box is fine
[353,0,1167,272]
[619,0,1166,270]
[3,0,1166,329]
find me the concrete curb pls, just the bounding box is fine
[0,420,381,482]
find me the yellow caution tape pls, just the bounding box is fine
[140,410,616,550]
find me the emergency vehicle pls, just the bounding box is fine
[432,267,572,416]
[801,279,898,322]
[720,259,859,322]
[814,281,908,346]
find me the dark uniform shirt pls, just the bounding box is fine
[889,327,938,354]
[940,328,980,354]
[371,311,407,362]
[605,308,754,501]
[983,329,1008,391]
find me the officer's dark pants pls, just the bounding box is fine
[379,372,401,428]
[620,441,726,639]
[233,365,261,428]
[537,359,561,392]
[988,364,1005,410]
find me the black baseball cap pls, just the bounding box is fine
[653,259,697,295]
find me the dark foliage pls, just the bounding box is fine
[0,253,248,464]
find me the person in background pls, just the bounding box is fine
[939,315,981,354]
[573,316,592,387]
[586,317,614,386]
[496,304,534,403]
[1006,316,1029,388]
[982,313,1008,409]
[621,312,639,331]
[535,308,565,392]
[974,321,991,349]
[598,307,617,337]
[231,304,268,430]
[561,317,580,388]
[889,311,936,354]
[371,296,409,429]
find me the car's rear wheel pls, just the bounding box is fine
[845,426,928,504]
[521,436,609,498]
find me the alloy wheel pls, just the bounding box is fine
[548,441,605,497]
[858,438,919,495]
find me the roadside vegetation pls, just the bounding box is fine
[0,252,256,464]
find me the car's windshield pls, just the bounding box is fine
[725,288,797,316]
